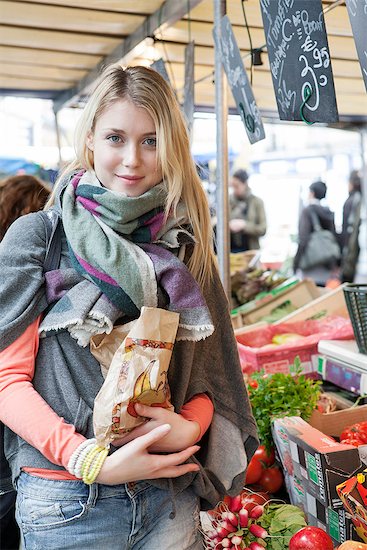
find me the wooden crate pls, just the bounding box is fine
[240,279,321,326]
[274,285,348,325]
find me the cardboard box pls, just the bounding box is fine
[272,416,364,545]
[239,278,320,326]
[309,395,367,437]
[274,285,349,325]
[337,473,367,542]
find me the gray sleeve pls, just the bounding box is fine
[0,213,48,350]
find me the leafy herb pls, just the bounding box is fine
[248,356,321,451]
[258,503,307,550]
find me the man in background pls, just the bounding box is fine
[229,169,267,252]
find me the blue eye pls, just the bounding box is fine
[144,137,157,147]
[107,135,121,143]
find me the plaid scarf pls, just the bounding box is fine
[41,170,214,344]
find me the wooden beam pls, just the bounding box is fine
[53,0,204,112]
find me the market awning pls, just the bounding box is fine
[1,0,366,121]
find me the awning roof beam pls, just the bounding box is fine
[53,0,203,113]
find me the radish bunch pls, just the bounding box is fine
[204,496,269,549]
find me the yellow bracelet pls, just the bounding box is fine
[81,445,101,479]
[83,448,109,485]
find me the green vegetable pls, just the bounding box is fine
[258,503,307,550]
[248,356,321,451]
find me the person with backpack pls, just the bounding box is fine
[0,64,258,549]
[339,170,363,283]
[293,180,339,287]
[0,173,50,550]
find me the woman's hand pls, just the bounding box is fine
[95,424,200,485]
[113,403,201,452]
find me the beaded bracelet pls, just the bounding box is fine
[67,438,96,476]
[83,447,109,485]
[67,438,109,485]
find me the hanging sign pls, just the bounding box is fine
[260,0,339,123]
[346,0,367,92]
[213,15,265,144]
[183,41,195,140]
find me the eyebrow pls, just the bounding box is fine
[104,128,156,137]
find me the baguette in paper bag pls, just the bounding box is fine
[92,307,179,447]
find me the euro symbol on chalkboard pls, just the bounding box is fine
[239,102,255,133]
[300,85,315,125]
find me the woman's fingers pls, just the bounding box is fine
[133,423,172,450]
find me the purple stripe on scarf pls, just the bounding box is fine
[142,243,206,308]
[76,196,101,216]
[72,170,85,190]
[75,253,119,286]
[144,211,165,240]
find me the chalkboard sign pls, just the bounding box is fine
[346,0,367,92]
[260,0,339,123]
[213,16,265,144]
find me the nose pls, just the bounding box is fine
[122,142,140,167]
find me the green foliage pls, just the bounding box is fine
[248,356,321,451]
[259,503,307,550]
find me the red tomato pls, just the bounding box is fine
[289,526,333,550]
[245,458,263,485]
[258,466,283,493]
[340,438,363,447]
[254,445,275,467]
[240,489,269,512]
[341,423,367,444]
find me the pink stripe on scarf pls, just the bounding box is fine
[75,253,119,286]
[76,196,101,216]
[145,211,165,240]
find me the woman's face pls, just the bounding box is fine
[86,99,163,197]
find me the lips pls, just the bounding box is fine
[115,175,143,181]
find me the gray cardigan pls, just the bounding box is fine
[0,213,258,510]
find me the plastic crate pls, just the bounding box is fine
[343,284,367,354]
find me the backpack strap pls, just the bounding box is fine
[37,210,62,273]
[308,208,321,232]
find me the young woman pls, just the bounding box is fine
[0,64,258,549]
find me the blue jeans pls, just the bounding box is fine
[16,472,203,550]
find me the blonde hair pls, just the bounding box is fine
[49,64,214,286]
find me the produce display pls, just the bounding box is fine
[203,491,307,550]
[340,421,367,447]
[246,356,321,451]
[231,267,287,307]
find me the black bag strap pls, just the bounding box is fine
[308,208,322,232]
[37,210,62,273]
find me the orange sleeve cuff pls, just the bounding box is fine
[180,393,214,442]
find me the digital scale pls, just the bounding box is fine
[318,339,367,395]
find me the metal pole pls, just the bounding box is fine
[53,108,62,168]
[214,0,230,298]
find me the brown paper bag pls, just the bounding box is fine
[92,307,179,447]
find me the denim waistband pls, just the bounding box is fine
[17,471,152,500]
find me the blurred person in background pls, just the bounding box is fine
[339,169,363,283]
[0,174,50,240]
[0,173,50,550]
[228,169,267,253]
[293,180,338,287]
